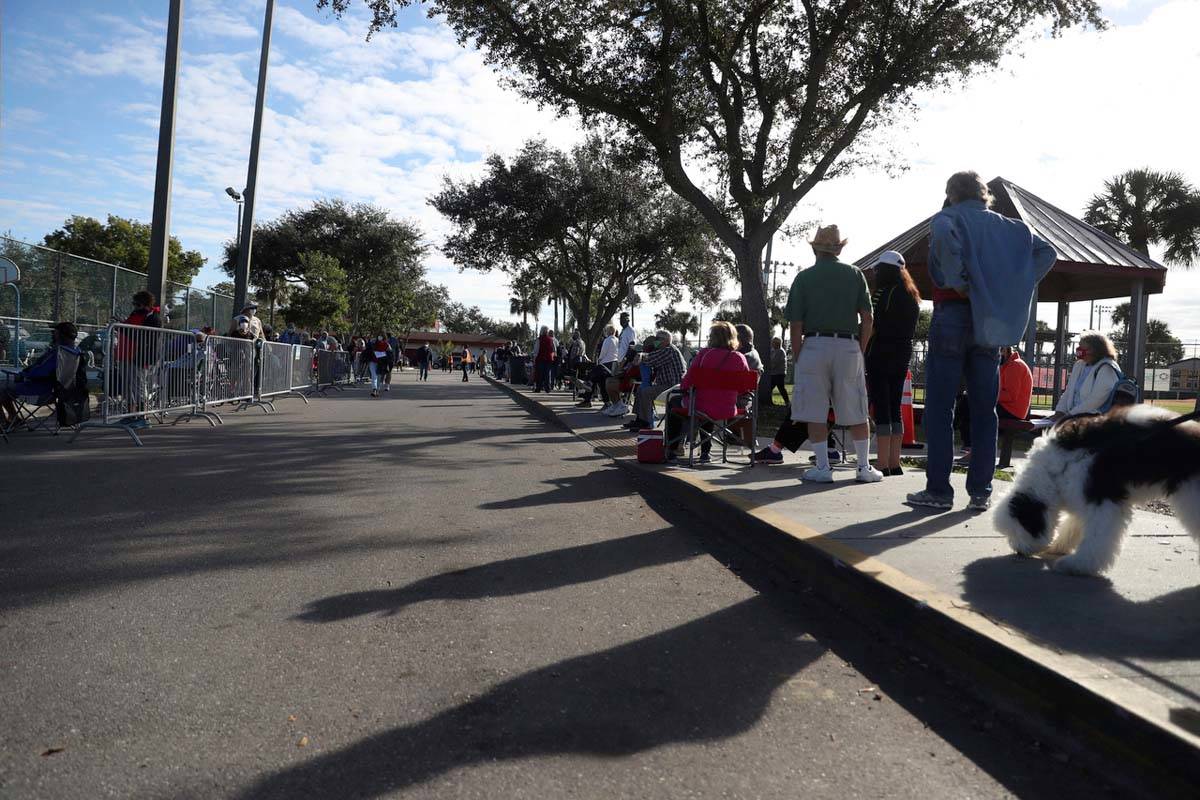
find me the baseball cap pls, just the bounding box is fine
[874,250,906,268]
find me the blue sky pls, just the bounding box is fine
[3,0,1199,341]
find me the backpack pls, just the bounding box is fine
[1098,362,1140,413]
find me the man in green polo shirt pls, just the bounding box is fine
[786,224,881,484]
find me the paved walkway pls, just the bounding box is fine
[1,372,1103,798]
[500,382,1200,728]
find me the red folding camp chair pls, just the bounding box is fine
[671,367,761,468]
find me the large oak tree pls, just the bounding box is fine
[431,137,726,351]
[321,0,1103,350]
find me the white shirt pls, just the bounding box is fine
[1056,358,1120,416]
[597,335,620,364]
[618,325,636,358]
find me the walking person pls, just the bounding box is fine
[907,171,1057,511]
[461,347,473,382]
[366,333,391,397]
[785,224,881,484]
[767,337,789,406]
[864,251,921,477]
[415,343,432,381]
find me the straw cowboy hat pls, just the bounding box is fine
[809,225,848,253]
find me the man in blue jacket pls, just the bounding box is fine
[906,172,1057,512]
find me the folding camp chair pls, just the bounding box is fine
[4,346,83,438]
[670,367,761,467]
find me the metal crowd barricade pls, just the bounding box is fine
[254,340,311,411]
[311,348,338,395]
[73,322,211,446]
[333,351,356,387]
[289,344,315,396]
[204,334,260,416]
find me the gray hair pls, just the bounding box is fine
[735,323,754,344]
[946,171,991,206]
[604,324,616,336]
[655,329,672,342]
[540,325,550,335]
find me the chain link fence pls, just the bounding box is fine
[0,236,234,366]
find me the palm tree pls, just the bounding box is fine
[654,306,700,347]
[509,281,546,329]
[1085,168,1200,265]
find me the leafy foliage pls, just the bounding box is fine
[44,214,205,285]
[1108,301,1184,367]
[432,136,727,350]
[324,0,1103,348]
[1084,168,1200,265]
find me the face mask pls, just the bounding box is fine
[1075,347,1087,360]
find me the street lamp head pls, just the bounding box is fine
[225,187,242,201]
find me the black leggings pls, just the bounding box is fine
[866,356,908,436]
[769,374,789,404]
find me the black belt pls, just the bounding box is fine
[807,331,858,340]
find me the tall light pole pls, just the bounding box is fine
[225,187,244,251]
[233,0,275,313]
[146,0,184,306]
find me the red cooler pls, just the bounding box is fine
[637,428,665,463]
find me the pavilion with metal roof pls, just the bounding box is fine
[855,177,1168,399]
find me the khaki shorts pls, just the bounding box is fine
[791,336,869,426]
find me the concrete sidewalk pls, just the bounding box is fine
[491,378,1200,787]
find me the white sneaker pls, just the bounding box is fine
[605,403,629,417]
[856,465,884,483]
[802,466,834,483]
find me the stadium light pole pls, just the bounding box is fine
[225,187,244,251]
[146,0,184,307]
[233,0,275,313]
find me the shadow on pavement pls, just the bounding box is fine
[962,555,1200,665]
[240,596,819,799]
[478,473,633,510]
[294,528,698,622]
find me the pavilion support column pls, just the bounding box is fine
[1052,301,1069,407]
[1127,279,1147,386]
[1022,295,1038,366]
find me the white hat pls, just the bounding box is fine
[873,250,906,268]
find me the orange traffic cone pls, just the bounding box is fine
[901,370,922,448]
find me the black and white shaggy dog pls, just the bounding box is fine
[994,405,1200,576]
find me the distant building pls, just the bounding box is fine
[1168,357,1200,391]
[400,331,509,362]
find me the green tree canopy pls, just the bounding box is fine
[1108,301,1184,368]
[1084,168,1200,266]
[432,137,726,350]
[44,213,205,285]
[654,306,700,346]
[324,0,1103,352]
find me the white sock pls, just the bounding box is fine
[854,439,870,469]
[812,441,830,471]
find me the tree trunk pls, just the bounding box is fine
[734,247,774,404]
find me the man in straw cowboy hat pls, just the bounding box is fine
[784,224,882,484]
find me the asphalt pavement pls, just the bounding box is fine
[1,371,1111,798]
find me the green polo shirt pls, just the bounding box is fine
[784,255,872,334]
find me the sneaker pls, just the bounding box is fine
[905,490,953,510]
[802,466,834,483]
[809,450,844,465]
[753,447,783,465]
[605,402,629,417]
[576,400,593,408]
[856,465,884,483]
[698,451,712,464]
[968,495,991,512]
[384,386,390,392]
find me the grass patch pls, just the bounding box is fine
[900,456,1012,482]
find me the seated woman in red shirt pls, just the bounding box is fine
[664,321,751,463]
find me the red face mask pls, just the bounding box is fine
[1075,347,1088,360]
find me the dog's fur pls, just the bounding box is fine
[993,405,1200,576]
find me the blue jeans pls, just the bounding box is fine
[923,303,1000,500]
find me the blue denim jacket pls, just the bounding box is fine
[929,199,1057,347]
